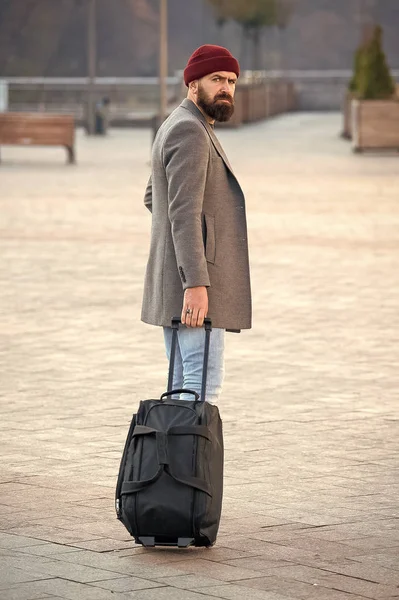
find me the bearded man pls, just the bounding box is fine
[141,44,252,404]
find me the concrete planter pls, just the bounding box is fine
[352,99,399,152]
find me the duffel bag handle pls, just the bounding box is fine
[160,389,199,401]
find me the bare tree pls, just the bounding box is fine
[206,0,230,42]
[207,0,278,70]
[273,0,296,72]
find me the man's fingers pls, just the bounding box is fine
[197,308,205,328]
[182,306,207,328]
[181,305,187,324]
[186,308,198,328]
[190,307,200,328]
[185,309,193,327]
[181,306,193,325]
[190,307,207,328]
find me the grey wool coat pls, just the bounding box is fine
[141,98,251,331]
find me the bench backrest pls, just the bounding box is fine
[0,113,75,147]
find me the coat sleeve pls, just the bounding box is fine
[163,120,210,290]
[144,176,152,213]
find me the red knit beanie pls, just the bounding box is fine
[184,44,240,87]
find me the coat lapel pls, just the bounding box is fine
[180,99,235,176]
[205,125,235,175]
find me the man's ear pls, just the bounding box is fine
[190,80,198,95]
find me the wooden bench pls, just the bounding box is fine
[0,112,76,164]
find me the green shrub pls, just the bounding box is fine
[357,25,396,100]
[348,46,364,94]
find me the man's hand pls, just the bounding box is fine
[181,286,208,328]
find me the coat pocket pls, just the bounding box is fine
[204,214,216,264]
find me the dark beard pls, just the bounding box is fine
[197,87,235,122]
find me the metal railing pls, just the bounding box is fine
[3,70,398,117]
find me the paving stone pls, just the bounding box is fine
[13,542,84,557]
[185,546,262,563]
[33,597,68,600]
[0,533,48,549]
[1,524,104,545]
[0,588,60,600]
[317,561,399,587]
[159,558,273,581]
[0,566,52,590]
[232,576,368,600]
[263,536,372,559]
[88,576,166,592]
[193,583,293,599]
[1,579,134,600]
[39,549,198,578]
[105,547,204,564]
[240,563,399,598]
[355,549,399,571]
[65,538,136,552]
[150,574,228,590]
[2,554,123,585]
[315,573,399,599]
[124,588,238,599]
[223,544,322,563]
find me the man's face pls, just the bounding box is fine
[195,71,237,122]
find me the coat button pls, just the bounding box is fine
[178,266,187,283]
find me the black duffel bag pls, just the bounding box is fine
[115,318,223,548]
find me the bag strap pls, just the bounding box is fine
[121,466,212,497]
[168,425,212,442]
[133,425,157,437]
[165,466,212,496]
[133,424,212,443]
[121,466,163,494]
[120,424,213,497]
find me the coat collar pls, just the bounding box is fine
[180,99,234,175]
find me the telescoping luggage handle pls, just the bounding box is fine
[166,317,212,403]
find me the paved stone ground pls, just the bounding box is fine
[1,113,398,600]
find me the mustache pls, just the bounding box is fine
[214,93,233,103]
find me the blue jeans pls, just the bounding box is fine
[163,326,225,404]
